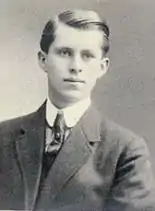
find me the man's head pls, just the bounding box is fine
[38,9,110,108]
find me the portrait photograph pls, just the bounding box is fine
[0,0,155,210]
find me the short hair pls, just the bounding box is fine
[40,10,110,56]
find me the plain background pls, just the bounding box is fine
[0,0,155,173]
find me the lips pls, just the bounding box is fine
[64,78,85,83]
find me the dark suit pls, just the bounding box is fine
[0,102,155,211]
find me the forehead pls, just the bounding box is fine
[52,22,103,50]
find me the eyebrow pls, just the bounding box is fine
[54,46,73,51]
[81,49,95,54]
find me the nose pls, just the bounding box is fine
[69,55,83,74]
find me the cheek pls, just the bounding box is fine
[84,62,101,81]
[48,55,70,69]
[46,60,66,78]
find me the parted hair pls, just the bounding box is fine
[40,10,110,56]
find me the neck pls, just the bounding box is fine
[48,91,91,109]
[48,94,79,109]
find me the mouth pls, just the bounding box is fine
[64,78,85,84]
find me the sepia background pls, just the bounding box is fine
[0,0,155,172]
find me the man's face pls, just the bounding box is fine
[40,22,109,106]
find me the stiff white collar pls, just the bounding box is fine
[46,97,91,127]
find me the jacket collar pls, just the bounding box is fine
[15,101,46,210]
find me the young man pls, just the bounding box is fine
[0,10,155,211]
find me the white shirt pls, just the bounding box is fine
[46,97,91,128]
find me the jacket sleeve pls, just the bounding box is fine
[104,137,155,211]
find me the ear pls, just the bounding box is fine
[100,57,109,75]
[38,51,48,72]
[97,57,109,79]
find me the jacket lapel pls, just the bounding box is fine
[15,103,46,211]
[38,105,102,204]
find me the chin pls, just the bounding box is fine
[62,92,85,103]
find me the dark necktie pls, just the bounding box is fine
[49,110,66,154]
[44,111,66,173]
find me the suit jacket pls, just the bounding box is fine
[0,102,155,211]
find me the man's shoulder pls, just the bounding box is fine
[0,111,37,135]
[95,108,145,149]
[0,101,46,134]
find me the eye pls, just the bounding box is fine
[82,52,95,60]
[56,48,72,57]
